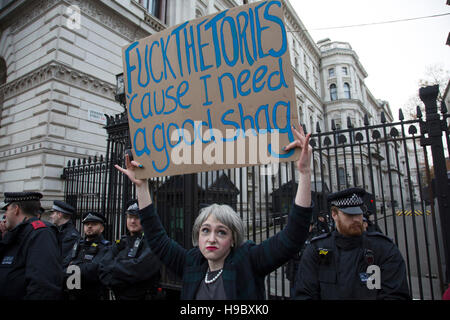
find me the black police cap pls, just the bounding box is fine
[327,187,366,215]
[82,211,106,224]
[52,200,75,215]
[124,200,139,216]
[2,192,43,209]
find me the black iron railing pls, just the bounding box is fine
[61,85,449,300]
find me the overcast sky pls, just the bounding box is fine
[289,0,450,119]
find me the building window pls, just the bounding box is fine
[344,83,351,99]
[330,84,337,101]
[342,66,348,75]
[328,68,335,77]
[142,0,164,21]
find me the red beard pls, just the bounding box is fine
[337,221,364,237]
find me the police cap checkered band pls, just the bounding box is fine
[3,192,43,209]
[327,187,366,208]
[4,192,43,202]
[330,193,364,207]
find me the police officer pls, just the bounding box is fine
[0,192,63,299]
[293,187,411,300]
[48,200,81,268]
[66,211,110,300]
[99,200,162,300]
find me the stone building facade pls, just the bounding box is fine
[0,0,395,209]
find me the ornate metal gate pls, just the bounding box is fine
[62,85,449,299]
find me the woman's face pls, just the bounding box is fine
[198,214,233,268]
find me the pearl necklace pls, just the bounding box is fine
[204,269,223,284]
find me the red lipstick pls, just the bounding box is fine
[206,246,218,251]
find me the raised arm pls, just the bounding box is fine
[284,125,312,207]
[249,125,313,275]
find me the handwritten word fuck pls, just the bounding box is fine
[124,1,287,93]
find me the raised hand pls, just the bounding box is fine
[115,154,152,208]
[284,125,312,174]
[114,154,146,187]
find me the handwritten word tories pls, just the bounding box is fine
[122,0,299,178]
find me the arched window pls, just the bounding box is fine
[330,84,337,101]
[344,82,351,99]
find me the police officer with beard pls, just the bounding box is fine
[99,200,162,300]
[293,187,411,300]
[66,211,110,300]
[0,192,62,300]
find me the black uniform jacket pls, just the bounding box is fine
[99,233,161,298]
[58,220,81,268]
[0,217,63,300]
[294,230,411,300]
[66,234,110,299]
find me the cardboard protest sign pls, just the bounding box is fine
[122,0,299,178]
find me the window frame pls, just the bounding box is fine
[344,82,351,99]
[342,66,348,75]
[330,83,337,101]
[328,68,335,77]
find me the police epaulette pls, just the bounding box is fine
[310,232,331,242]
[31,220,46,230]
[366,231,392,242]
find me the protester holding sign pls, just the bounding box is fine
[115,125,313,300]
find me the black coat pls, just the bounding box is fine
[99,233,162,300]
[0,217,63,300]
[139,202,312,300]
[58,220,81,268]
[293,230,411,300]
[66,234,110,300]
